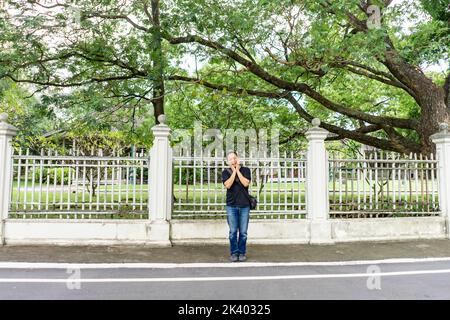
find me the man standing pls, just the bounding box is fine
[222,151,252,262]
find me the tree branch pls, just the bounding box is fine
[343,65,415,95]
[29,0,67,9]
[141,0,153,23]
[284,93,421,153]
[382,125,422,154]
[168,75,284,98]
[5,73,142,87]
[321,0,435,99]
[165,34,418,129]
[85,12,149,32]
[168,73,421,153]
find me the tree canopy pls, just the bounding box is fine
[0,0,448,155]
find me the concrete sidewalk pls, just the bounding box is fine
[1,239,450,263]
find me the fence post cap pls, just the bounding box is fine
[311,118,321,127]
[430,122,450,142]
[0,112,18,135]
[439,122,449,133]
[152,114,170,136]
[305,118,328,140]
[0,113,7,122]
[157,114,167,125]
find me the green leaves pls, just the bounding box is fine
[1,0,446,154]
[420,0,450,22]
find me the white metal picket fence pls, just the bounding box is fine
[328,151,441,218]
[9,148,150,219]
[7,149,442,220]
[172,152,307,219]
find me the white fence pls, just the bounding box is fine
[3,145,444,221]
[9,149,149,219]
[329,152,440,218]
[172,154,307,219]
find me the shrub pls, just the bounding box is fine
[33,167,71,185]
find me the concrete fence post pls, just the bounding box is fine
[430,123,450,239]
[0,113,18,245]
[305,118,334,244]
[148,114,173,246]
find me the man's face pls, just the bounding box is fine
[227,153,239,166]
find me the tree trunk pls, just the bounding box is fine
[151,0,165,124]
[416,84,449,155]
[382,49,449,155]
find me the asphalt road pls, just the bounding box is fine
[1,259,450,300]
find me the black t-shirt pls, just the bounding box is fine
[222,167,252,207]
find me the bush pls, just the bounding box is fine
[173,167,194,185]
[134,166,149,183]
[33,167,71,185]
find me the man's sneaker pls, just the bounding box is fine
[229,254,239,262]
[238,254,247,262]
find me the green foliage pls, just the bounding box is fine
[33,168,71,185]
[0,0,447,156]
[420,0,450,22]
[173,167,194,185]
[0,80,57,151]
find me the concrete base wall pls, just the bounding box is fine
[332,217,447,242]
[170,220,310,245]
[4,219,171,247]
[3,217,447,246]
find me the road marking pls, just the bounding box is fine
[1,268,450,283]
[1,257,450,269]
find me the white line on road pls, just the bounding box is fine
[1,257,450,269]
[2,268,450,283]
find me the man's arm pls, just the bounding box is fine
[223,169,237,189]
[236,167,250,187]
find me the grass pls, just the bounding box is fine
[8,180,440,220]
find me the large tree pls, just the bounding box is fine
[163,0,449,154]
[1,0,449,154]
[0,0,170,124]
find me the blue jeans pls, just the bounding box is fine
[226,206,250,255]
